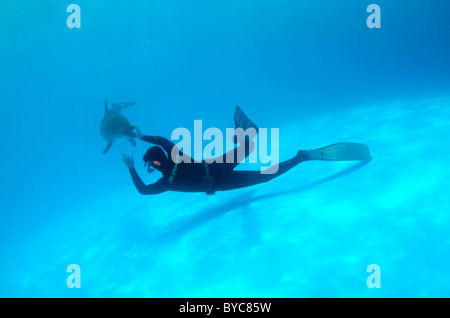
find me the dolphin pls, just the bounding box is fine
[100,99,137,154]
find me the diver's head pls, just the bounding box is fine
[143,146,168,173]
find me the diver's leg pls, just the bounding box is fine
[257,150,309,183]
[229,136,255,168]
[210,137,255,173]
[218,151,309,191]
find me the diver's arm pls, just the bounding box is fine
[122,153,166,195]
[135,127,181,156]
[128,168,167,195]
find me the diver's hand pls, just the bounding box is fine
[134,127,143,140]
[122,153,135,169]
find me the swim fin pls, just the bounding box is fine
[305,142,372,162]
[234,105,259,133]
[233,105,259,144]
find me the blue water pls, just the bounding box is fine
[1,0,449,297]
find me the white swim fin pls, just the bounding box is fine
[306,142,372,162]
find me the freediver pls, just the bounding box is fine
[122,106,372,195]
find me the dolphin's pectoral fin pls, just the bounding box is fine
[102,142,113,154]
[127,138,136,147]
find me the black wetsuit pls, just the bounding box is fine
[128,135,306,195]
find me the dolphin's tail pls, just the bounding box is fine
[112,101,136,112]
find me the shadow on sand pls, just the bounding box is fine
[150,161,370,243]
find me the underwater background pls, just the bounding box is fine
[1,0,449,297]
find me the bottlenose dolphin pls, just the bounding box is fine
[100,99,137,154]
